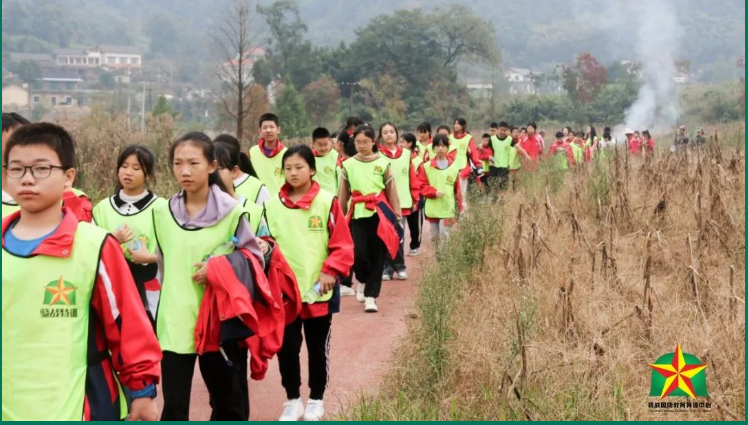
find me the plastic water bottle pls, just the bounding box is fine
[203,236,239,262]
[303,282,322,304]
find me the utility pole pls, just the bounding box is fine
[141,81,146,132]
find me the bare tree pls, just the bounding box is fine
[212,0,259,142]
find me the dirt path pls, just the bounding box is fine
[156,230,427,421]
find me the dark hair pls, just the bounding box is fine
[213,134,256,177]
[416,122,432,135]
[510,126,519,132]
[330,131,338,140]
[481,133,491,139]
[338,131,358,157]
[400,132,417,151]
[527,122,537,130]
[568,129,576,136]
[520,127,527,132]
[345,116,364,131]
[499,121,509,129]
[169,132,229,194]
[115,145,156,192]
[564,126,573,133]
[603,126,612,140]
[436,125,451,134]
[555,131,564,138]
[489,122,499,129]
[432,134,450,148]
[643,130,651,138]
[454,118,467,131]
[312,127,331,141]
[4,123,76,170]
[2,112,31,132]
[352,124,378,152]
[587,126,597,141]
[282,144,316,172]
[378,122,399,144]
[258,113,279,127]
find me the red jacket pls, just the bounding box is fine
[418,156,464,223]
[277,182,354,319]
[347,191,402,259]
[247,239,301,380]
[550,141,576,167]
[520,134,543,161]
[379,145,420,215]
[62,190,93,223]
[2,208,161,420]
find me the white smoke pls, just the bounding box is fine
[612,0,682,138]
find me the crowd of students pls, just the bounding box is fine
[1,110,656,422]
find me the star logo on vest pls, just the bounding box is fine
[446,175,454,184]
[41,276,78,318]
[373,165,384,175]
[648,344,711,412]
[307,215,324,231]
[325,165,334,174]
[274,167,283,176]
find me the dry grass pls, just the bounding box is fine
[337,122,745,421]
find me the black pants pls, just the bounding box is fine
[406,209,422,250]
[277,315,333,401]
[494,167,509,190]
[160,345,249,421]
[351,215,386,298]
[384,217,406,276]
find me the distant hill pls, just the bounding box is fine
[3,0,744,76]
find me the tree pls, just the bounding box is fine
[241,84,271,141]
[430,4,500,68]
[152,95,173,117]
[301,76,340,127]
[359,73,408,124]
[9,60,41,85]
[211,0,260,142]
[99,72,116,90]
[274,77,311,139]
[257,0,308,79]
[563,52,608,105]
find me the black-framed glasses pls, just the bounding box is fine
[3,164,66,179]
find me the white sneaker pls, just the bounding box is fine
[395,270,408,280]
[364,297,378,313]
[407,248,420,256]
[279,398,304,421]
[303,399,325,421]
[382,273,392,281]
[356,284,366,303]
[339,285,356,297]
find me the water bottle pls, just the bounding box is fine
[117,225,143,251]
[203,236,239,262]
[303,282,322,304]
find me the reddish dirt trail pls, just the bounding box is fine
[155,229,428,421]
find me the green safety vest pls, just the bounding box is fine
[491,136,513,168]
[509,145,522,170]
[249,145,288,195]
[341,156,390,219]
[241,198,264,235]
[153,201,246,354]
[312,150,339,196]
[92,196,166,261]
[570,143,584,165]
[416,141,426,154]
[412,155,423,171]
[234,174,266,205]
[381,148,413,210]
[423,160,461,219]
[449,134,472,170]
[2,201,19,219]
[2,221,127,421]
[264,190,334,303]
[553,147,571,170]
